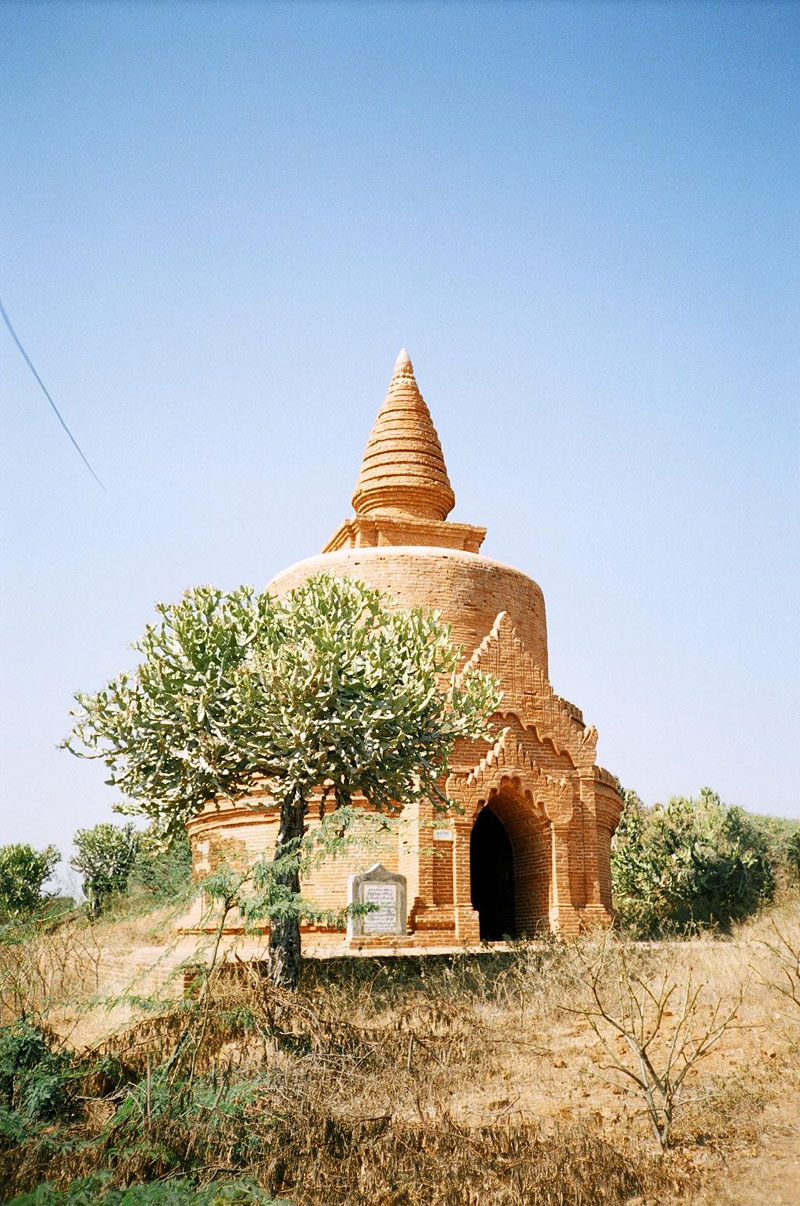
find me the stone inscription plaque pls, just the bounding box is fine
[362,882,398,934]
[347,863,407,940]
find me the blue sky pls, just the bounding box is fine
[1,1,798,864]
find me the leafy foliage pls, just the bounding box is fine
[71,824,140,917]
[787,830,800,882]
[0,846,60,921]
[744,812,800,886]
[7,1176,284,1204]
[65,574,499,836]
[611,787,775,936]
[65,574,499,985]
[0,1022,77,1147]
[126,826,193,906]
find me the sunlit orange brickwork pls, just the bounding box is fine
[186,350,622,944]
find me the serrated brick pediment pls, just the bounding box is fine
[459,611,598,771]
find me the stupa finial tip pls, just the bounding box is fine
[394,347,413,375]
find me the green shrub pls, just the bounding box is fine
[611,787,775,936]
[787,829,800,882]
[0,1022,77,1147]
[0,846,60,920]
[8,1176,286,1204]
[745,812,800,886]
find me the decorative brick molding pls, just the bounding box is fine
[459,611,594,768]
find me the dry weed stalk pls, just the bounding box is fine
[0,915,102,1028]
[760,921,800,1014]
[567,935,743,1151]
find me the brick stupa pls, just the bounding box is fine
[187,352,622,944]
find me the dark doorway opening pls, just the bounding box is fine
[470,807,516,941]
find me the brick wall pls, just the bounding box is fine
[268,546,549,677]
[186,542,622,943]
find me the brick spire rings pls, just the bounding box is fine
[351,349,456,521]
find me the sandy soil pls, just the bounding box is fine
[695,1074,800,1206]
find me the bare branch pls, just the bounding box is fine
[565,934,743,1151]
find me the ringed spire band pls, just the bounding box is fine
[351,348,456,522]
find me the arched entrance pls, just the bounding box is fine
[470,807,516,940]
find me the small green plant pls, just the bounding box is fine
[0,846,60,921]
[7,1176,287,1204]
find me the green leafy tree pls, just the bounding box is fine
[70,823,140,917]
[0,845,59,920]
[65,574,499,986]
[744,812,800,886]
[612,786,775,936]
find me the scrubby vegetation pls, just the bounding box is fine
[9,1179,282,1204]
[0,894,799,1204]
[0,943,689,1204]
[0,845,60,921]
[125,830,193,908]
[610,787,785,936]
[0,790,797,1203]
[81,826,194,920]
[0,1020,81,1145]
[71,824,141,918]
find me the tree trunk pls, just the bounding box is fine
[268,795,307,989]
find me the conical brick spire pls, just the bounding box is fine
[352,349,456,521]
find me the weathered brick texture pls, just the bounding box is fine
[186,351,622,946]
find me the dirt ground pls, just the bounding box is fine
[708,1087,800,1205]
[5,899,800,1203]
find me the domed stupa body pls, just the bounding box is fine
[187,352,622,944]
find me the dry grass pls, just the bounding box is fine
[0,913,103,1029]
[0,902,206,1046]
[1,894,798,1204]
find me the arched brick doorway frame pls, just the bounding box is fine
[468,774,552,938]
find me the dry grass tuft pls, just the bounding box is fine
[1,893,799,1203]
